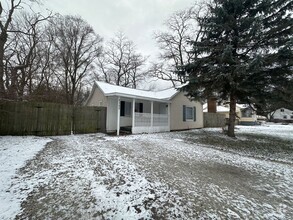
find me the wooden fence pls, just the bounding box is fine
[204,112,226,128]
[0,101,106,136]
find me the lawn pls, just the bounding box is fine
[0,123,292,219]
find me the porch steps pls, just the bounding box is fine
[120,126,132,134]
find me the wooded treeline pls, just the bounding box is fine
[0,0,148,105]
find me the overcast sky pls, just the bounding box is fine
[42,0,196,58]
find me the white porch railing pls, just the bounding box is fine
[134,113,168,127]
[153,114,168,127]
[135,113,151,127]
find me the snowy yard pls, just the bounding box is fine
[0,124,292,219]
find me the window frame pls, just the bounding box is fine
[183,105,196,122]
[120,101,132,117]
[185,107,194,121]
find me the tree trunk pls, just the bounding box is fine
[8,68,19,100]
[0,36,7,98]
[228,94,237,137]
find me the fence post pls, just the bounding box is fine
[71,106,74,135]
[35,105,42,135]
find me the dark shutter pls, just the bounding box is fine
[193,107,196,121]
[120,101,125,116]
[139,103,143,113]
[183,105,186,121]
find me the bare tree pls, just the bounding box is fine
[150,5,204,87]
[0,0,52,100]
[0,0,43,98]
[97,32,147,88]
[4,11,51,100]
[49,15,102,105]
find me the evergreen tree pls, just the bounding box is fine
[184,0,292,137]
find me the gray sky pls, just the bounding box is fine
[42,0,195,58]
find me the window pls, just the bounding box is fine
[120,101,131,117]
[186,107,194,120]
[135,103,143,113]
[241,109,252,117]
[283,115,287,119]
[291,116,293,119]
[281,108,284,112]
[183,105,196,121]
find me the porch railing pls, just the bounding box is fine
[134,113,168,127]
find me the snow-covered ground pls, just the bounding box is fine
[0,136,51,219]
[0,124,292,219]
[236,123,293,140]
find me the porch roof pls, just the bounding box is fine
[95,81,180,102]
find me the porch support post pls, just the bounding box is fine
[132,99,136,131]
[117,96,120,136]
[168,103,171,130]
[151,101,154,129]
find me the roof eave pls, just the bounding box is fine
[104,93,172,103]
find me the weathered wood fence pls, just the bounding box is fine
[204,112,226,127]
[0,101,106,136]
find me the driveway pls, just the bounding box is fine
[7,128,292,219]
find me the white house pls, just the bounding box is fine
[270,108,293,121]
[86,81,203,135]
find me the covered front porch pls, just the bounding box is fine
[116,97,170,135]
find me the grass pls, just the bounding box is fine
[182,130,293,164]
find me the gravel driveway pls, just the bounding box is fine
[8,129,293,219]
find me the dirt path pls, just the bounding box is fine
[14,133,293,219]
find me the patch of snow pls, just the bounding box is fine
[96,81,179,101]
[174,138,184,142]
[203,103,230,112]
[236,123,293,140]
[0,136,51,219]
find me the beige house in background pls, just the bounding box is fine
[86,81,203,135]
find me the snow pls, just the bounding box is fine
[203,103,230,112]
[0,136,51,219]
[236,123,293,140]
[0,124,292,218]
[107,130,293,218]
[96,81,179,101]
[203,103,252,112]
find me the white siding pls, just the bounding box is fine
[170,92,203,130]
[272,108,293,120]
[107,97,118,132]
[87,86,108,107]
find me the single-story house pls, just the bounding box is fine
[269,108,293,122]
[86,81,203,135]
[203,103,257,125]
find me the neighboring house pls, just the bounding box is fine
[269,108,293,122]
[203,103,257,125]
[236,104,257,125]
[86,81,203,134]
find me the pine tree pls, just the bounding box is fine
[184,0,292,137]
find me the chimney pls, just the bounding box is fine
[208,97,217,113]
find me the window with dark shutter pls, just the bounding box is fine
[120,101,125,116]
[183,105,186,121]
[193,107,196,121]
